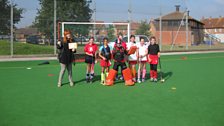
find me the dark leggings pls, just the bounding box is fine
[150,64,157,71]
[113,62,127,71]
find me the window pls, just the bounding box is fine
[173,21,180,26]
[162,21,168,27]
[209,29,211,33]
[168,21,173,27]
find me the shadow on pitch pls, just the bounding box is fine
[74,74,126,85]
[66,71,173,85]
[74,74,101,85]
[161,71,173,81]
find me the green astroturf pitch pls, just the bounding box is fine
[0,53,224,126]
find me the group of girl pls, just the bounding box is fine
[57,30,160,87]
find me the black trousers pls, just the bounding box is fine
[150,64,157,71]
[113,62,127,71]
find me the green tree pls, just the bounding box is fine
[136,20,151,37]
[107,25,115,41]
[34,0,92,39]
[0,0,23,35]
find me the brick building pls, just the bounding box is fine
[151,5,204,46]
[201,17,224,43]
[88,21,107,37]
[15,28,39,42]
[113,21,140,36]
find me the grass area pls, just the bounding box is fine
[0,40,84,55]
[0,53,224,126]
[0,40,54,55]
[1,40,224,56]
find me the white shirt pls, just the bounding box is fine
[137,43,148,61]
[127,42,137,61]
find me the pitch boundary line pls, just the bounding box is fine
[0,50,224,62]
[0,63,87,70]
[162,55,224,62]
[0,52,224,69]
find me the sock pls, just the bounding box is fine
[90,73,94,79]
[151,70,155,79]
[137,69,141,79]
[105,72,109,77]
[142,69,146,79]
[101,72,105,82]
[86,73,89,79]
[132,68,136,78]
[154,70,158,79]
[150,70,153,78]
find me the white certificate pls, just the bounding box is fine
[68,43,77,49]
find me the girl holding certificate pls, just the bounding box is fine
[57,30,76,87]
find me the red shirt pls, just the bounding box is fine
[84,43,98,55]
[121,41,127,50]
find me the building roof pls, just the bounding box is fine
[201,17,224,28]
[160,11,193,20]
[155,6,203,25]
[15,28,38,35]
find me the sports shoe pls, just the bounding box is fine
[89,79,93,84]
[101,81,105,85]
[132,78,136,82]
[115,76,119,81]
[57,83,61,87]
[119,76,124,80]
[137,79,141,83]
[142,78,145,82]
[154,78,158,82]
[70,82,74,87]
[150,78,154,82]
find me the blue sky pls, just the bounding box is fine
[15,0,224,28]
[14,0,40,28]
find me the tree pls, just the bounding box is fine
[107,25,115,41]
[136,20,151,37]
[34,0,92,39]
[0,0,23,35]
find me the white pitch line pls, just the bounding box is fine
[0,50,224,62]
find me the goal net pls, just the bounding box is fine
[58,22,130,45]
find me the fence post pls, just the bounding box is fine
[10,0,14,57]
[159,5,162,51]
[186,11,189,50]
[54,0,57,55]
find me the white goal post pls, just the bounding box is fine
[60,22,130,43]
